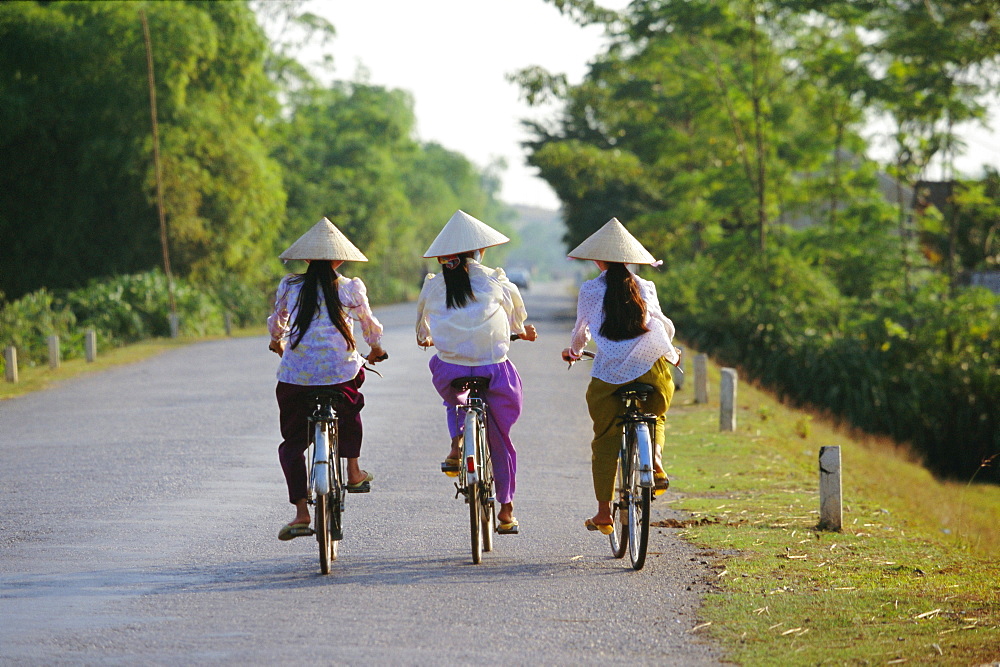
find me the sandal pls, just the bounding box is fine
[497,517,519,535]
[440,457,461,477]
[654,471,670,497]
[584,517,614,535]
[346,470,373,493]
[278,522,313,541]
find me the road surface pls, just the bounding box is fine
[0,280,722,665]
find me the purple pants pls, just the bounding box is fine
[429,356,522,505]
[276,369,365,504]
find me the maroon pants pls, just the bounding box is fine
[276,369,365,504]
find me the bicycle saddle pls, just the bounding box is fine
[305,389,344,404]
[614,382,656,397]
[451,376,490,391]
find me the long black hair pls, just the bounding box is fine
[599,262,649,341]
[287,261,355,350]
[442,252,477,309]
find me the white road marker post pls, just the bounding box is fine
[85,329,97,363]
[4,346,17,383]
[719,368,737,432]
[47,335,60,369]
[818,446,843,531]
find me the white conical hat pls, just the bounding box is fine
[423,210,510,258]
[567,218,657,264]
[279,218,368,262]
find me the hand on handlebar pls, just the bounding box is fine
[366,346,389,363]
[416,337,434,348]
[268,339,285,357]
[518,324,538,342]
[564,348,595,369]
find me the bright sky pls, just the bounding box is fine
[295,1,1000,210]
[299,0,628,210]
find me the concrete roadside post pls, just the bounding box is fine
[224,312,233,337]
[47,335,60,369]
[85,329,97,363]
[720,367,737,432]
[818,446,843,531]
[4,346,17,383]
[694,353,708,404]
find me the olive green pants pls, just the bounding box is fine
[586,357,675,502]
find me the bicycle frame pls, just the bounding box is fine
[461,397,486,486]
[307,397,340,499]
[618,393,656,490]
[450,376,496,563]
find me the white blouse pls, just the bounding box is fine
[569,271,679,384]
[267,274,383,385]
[415,260,528,366]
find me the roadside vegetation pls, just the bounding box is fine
[515,0,1000,484]
[661,357,1000,665]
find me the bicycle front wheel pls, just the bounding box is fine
[609,454,628,559]
[626,427,651,570]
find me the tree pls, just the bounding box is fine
[0,1,285,299]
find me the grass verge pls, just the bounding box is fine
[661,358,1000,665]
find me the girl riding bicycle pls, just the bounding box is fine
[268,218,387,541]
[560,218,680,535]
[415,210,537,535]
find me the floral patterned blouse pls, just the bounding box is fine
[267,274,383,385]
[569,271,679,384]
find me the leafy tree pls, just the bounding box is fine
[271,80,512,301]
[0,1,285,300]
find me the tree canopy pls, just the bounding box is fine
[0,0,509,302]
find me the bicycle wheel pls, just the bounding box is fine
[626,426,651,570]
[479,414,494,553]
[609,449,628,559]
[464,410,482,564]
[316,494,336,574]
[329,420,343,554]
[314,423,333,574]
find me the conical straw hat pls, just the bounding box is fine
[567,218,657,264]
[423,210,510,258]
[279,218,368,262]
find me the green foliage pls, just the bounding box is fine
[656,247,1000,483]
[0,289,77,367]
[0,0,285,299]
[0,271,267,373]
[271,81,512,303]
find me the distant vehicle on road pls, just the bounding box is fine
[506,268,531,290]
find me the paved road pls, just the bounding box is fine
[0,281,721,665]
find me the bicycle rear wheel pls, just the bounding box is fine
[316,494,335,574]
[465,411,483,564]
[626,427,651,570]
[609,455,628,559]
[314,423,334,574]
[479,415,494,553]
[329,424,344,552]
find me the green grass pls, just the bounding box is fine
[663,359,1000,665]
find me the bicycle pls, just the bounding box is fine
[304,388,348,574]
[301,355,388,575]
[448,375,496,564]
[569,350,676,570]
